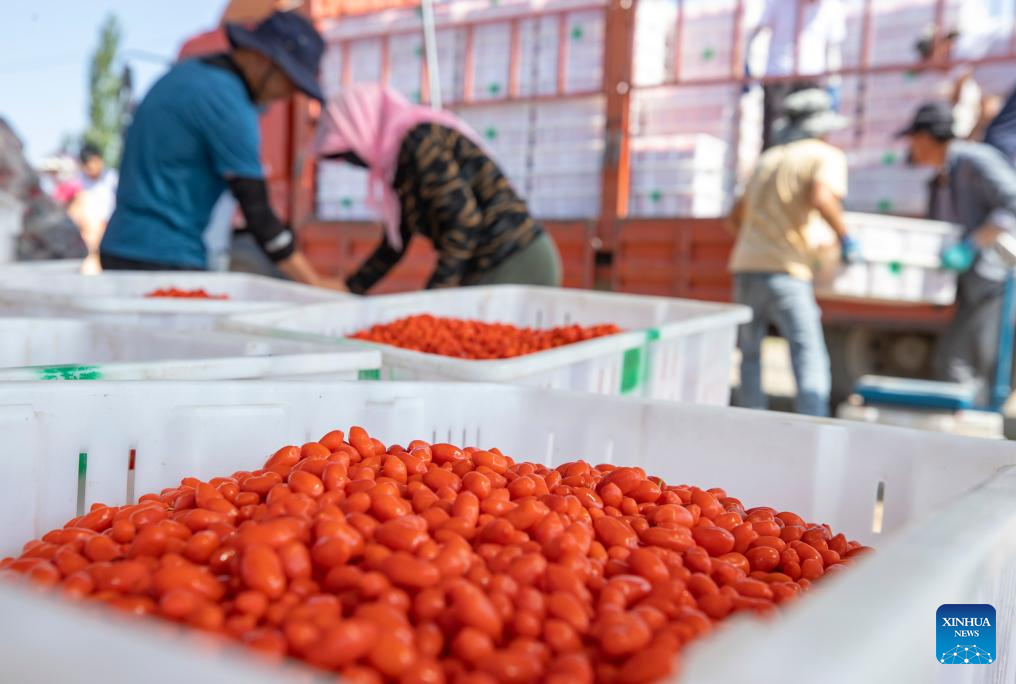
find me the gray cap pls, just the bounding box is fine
[773,89,850,145]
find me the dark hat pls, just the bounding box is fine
[79,142,103,163]
[914,24,961,60]
[896,101,955,140]
[226,10,325,102]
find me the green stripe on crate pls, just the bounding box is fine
[620,328,661,395]
[358,369,381,381]
[77,452,88,516]
[37,364,103,380]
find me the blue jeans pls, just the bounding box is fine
[733,272,831,417]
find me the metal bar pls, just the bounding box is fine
[509,18,522,98]
[380,37,391,87]
[672,0,685,82]
[320,4,604,41]
[463,25,475,103]
[557,12,569,96]
[447,89,603,109]
[1011,0,1016,55]
[341,42,351,85]
[933,0,947,34]
[421,0,442,109]
[598,0,636,249]
[729,0,746,185]
[793,0,804,77]
[855,0,875,145]
[730,0,745,79]
[420,52,430,103]
[636,50,1016,91]
[990,275,1016,411]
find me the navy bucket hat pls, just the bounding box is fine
[226,10,325,102]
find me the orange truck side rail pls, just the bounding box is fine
[611,218,952,330]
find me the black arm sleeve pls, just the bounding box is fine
[226,177,296,262]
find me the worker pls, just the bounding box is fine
[0,117,87,261]
[99,11,336,288]
[727,89,858,417]
[747,0,846,150]
[70,144,118,274]
[900,102,1016,400]
[316,84,561,294]
[984,84,1016,164]
[913,23,1003,141]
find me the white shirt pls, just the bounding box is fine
[78,169,118,222]
[757,0,847,77]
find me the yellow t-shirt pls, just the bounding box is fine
[729,139,848,281]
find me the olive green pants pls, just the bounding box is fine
[471,232,562,287]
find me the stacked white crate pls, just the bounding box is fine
[678,0,738,82]
[632,0,678,87]
[387,32,425,103]
[518,15,561,96]
[471,22,512,101]
[315,1,609,223]
[562,9,606,93]
[528,97,605,219]
[452,102,532,195]
[630,83,751,201]
[868,0,937,67]
[845,157,935,217]
[862,69,955,146]
[628,134,729,218]
[315,162,378,222]
[813,212,961,305]
[435,26,469,104]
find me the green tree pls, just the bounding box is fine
[82,15,127,165]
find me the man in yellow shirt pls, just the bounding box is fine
[728,89,858,416]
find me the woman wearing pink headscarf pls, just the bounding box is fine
[318,85,561,293]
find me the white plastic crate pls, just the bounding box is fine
[347,38,383,84]
[0,381,1013,684]
[471,23,512,100]
[813,212,962,305]
[632,0,678,86]
[0,272,345,329]
[227,285,750,405]
[0,191,23,265]
[316,161,379,221]
[628,188,728,218]
[629,134,729,212]
[678,1,737,81]
[0,318,380,382]
[845,163,935,216]
[0,258,83,274]
[559,10,605,94]
[838,402,1005,439]
[518,15,561,96]
[387,33,425,102]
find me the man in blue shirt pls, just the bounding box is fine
[100,11,336,288]
[901,102,1016,400]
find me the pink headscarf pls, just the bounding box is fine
[317,85,485,251]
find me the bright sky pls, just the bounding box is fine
[0,1,225,164]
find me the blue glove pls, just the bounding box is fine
[840,235,862,265]
[941,241,976,272]
[826,85,842,112]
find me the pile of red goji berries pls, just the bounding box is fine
[144,288,229,300]
[1,428,871,683]
[349,315,622,360]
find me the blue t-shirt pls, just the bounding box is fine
[101,58,263,269]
